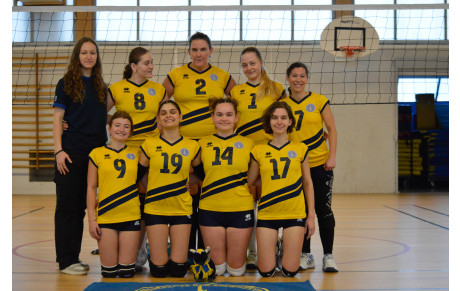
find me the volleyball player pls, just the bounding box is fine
[107,46,166,271]
[285,62,338,272]
[197,98,255,276]
[87,111,141,278]
[247,101,315,277]
[138,100,201,278]
[52,37,107,275]
[230,46,286,269]
[162,31,236,252]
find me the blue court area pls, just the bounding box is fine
[84,280,316,291]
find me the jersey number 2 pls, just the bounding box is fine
[195,79,206,95]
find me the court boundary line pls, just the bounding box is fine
[384,206,448,230]
[12,207,44,219]
[413,205,449,216]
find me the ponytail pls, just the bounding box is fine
[258,68,280,101]
[123,64,133,80]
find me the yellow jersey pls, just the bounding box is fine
[251,141,308,220]
[108,79,166,147]
[198,134,255,212]
[167,63,232,139]
[231,82,285,145]
[89,145,141,224]
[141,135,200,216]
[286,92,330,167]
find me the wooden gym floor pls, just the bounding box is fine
[12,193,449,291]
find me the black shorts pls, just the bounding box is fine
[199,209,254,229]
[144,213,192,226]
[99,219,141,231]
[139,193,146,220]
[257,218,306,230]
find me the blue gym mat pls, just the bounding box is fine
[84,280,316,291]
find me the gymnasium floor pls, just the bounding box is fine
[12,193,449,291]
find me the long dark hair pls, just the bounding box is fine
[123,47,150,80]
[63,37,106,104]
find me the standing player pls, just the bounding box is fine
[107,47,166,271]
[87,111,141,278]
[197,98,255,277]
[230,47,286,269]
[285,62,338,272]
[248,101,315,277]
[138,100,201,278]
[52,37,107,275]
[162,31,236,252]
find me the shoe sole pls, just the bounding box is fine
[299,265,315,270]
[60,270,87,275]
[323,267,339,272]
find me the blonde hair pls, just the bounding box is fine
[241,47,280,101]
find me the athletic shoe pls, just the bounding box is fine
[135,245,148,272]
[276,237,283,271]
[60,263,87,275]
[299,252,315,270]
[79,261,90,271]
[246,251,257,269]
[322,253,339,272]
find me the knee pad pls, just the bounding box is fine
[148,258,168,278]
[258,267,276,277]
[167,259,188,277]
[281,266,299,277]
[118,262,136,278]
[227,264,246,276]
[215,262,227,276]
[318,212,335,229]
[101,264,118,278]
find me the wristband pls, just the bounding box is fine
[54,149,64,156]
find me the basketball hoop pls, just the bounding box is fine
[339,46,365,57]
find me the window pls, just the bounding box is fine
[398,77,449,102]
[12,0,74,42]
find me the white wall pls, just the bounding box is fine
[12,43,449,194]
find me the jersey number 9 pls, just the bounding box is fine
[114,159,126,178]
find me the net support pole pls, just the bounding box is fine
[34,53,39,170]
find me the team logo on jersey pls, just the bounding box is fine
[180,148,190,156]
[287,150,297,159]
[183,74,189,79]
[126,153,135,160]
[148,88,156,96]
[210,74,218,81]
[306,104,315,112]
[239,89,245,94]
[104,154,111,159]
[156,146,163,152]
[206,142,213,147]
[265,152,272,158]
[124,87,130,93]
[245,213,252,221]
[234,142,244,149]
